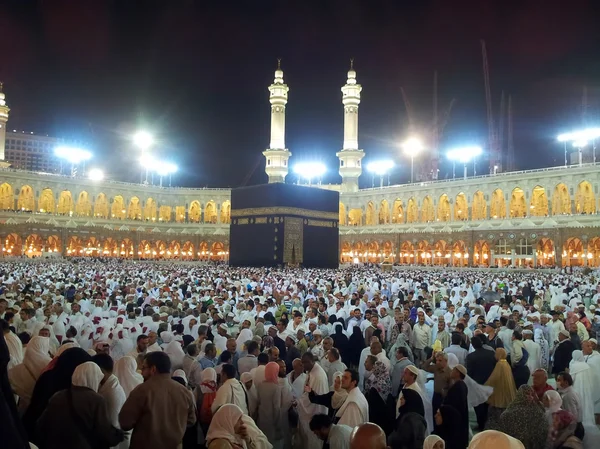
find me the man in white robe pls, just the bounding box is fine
[297,353,329,449]
[95,353,128,449]
[211,364,249,414]
[335,369,369,427]
[583,339,600,415]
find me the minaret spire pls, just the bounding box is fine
[263,60,291,183]
[0,81,10,163]
[336,60,364,192]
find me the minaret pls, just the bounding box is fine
[336,60,364,192]
[263,60,291,183]
[0,82,9,162]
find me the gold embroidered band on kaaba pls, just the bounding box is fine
[231,207,338,221]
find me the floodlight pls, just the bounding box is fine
[293,162,326,179]
[366,160,394,176]
[88,168,104,181]
[401,137,423,183]
[447,146,482,180]
[54,146,92,164]
[133,131,154,150]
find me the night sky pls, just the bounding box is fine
[1,0,599,188]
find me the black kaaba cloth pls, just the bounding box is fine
[229,183,339,268]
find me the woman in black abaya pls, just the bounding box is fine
[0,327,29,449]
[23,347,92,442]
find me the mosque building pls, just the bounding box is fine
[0,69,599,268]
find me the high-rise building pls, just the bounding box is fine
[4,131,63,172]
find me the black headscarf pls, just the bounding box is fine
[348,326,366,367]
[398,388,425,418]
[331,321,349,362]
[0,329,29,449]
[23,347,92,441]
[435,405,468,449]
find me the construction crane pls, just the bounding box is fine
[400,71,455,181]
[481,40,501,174]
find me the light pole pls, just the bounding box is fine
[558,128,600,167]
[447,146,482,180]
[401,137,423,183]
[293,162,326,186]
[366,160,394,188]
[156,163,177,187]
[133,131,154,183]
[54,146,92,177]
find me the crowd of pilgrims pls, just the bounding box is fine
[2,260,600,449]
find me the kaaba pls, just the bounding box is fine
[229,183,339,268]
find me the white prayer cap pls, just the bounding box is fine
[560,329,570,338]
[405,364,419,376]
[589,338,597,345]
[219,323,228,331]
[313,329,322,336]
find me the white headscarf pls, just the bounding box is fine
[113,356,143,397]
[206,403,272,449]
[72,361,104,392]
[468,430,524,449]
[236,328,253,350]
[164,340,185,370]
[424,435,445,449]
[543,390,562,413]
[24,336,52,376]
[173,369,188,386]
[200,367,217,394]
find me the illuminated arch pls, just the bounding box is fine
[47,235,61,252]
[138,240,152,258]
[365,202,376,226]
[474,240,491,266]
[175,205,186,223]
[367,241,380,263]
[120,238,135,258]
[0,182,13,210]
[25,234,43,254]
[17,185,35,211]
[510,187,526,218]
[588,237,600,268]
[454,193,468,221]
[66,236,83,256]
[220,200,231,224]
[433,240,449,266]
[400,241,414,264]
[111,195,126,219]
[159,205,171,222]
[39,188,56,213]
[198,241,209,258]
[530,185,548,216]
[348,208,362,226]
[155,240,167,258]
[4,234,22,256]
[551,183,571,215]
[103,238,119,257]
[563,237,584,267]
[472,191,487,220]
[421,196,434,223]
[437,194,451,222]
[204,201,217,224]
[127,197,142,220]
[75,191,91,216]
[339,203,346,225]
[452,240,468,266]
[167,241,181,258]
[94,193,109,219]
[57,190,73,215]
[392,199,404,224]
[491,189,506,219]
[379,200,390,224]
[189,201,202,223]
[85,237,101,256]
[340,241,352,263]
[211,241,227,260]
[537,238,555,267]
[143,198,157,221]
[182,241,195,259]
[382,240,394,259]
[406,198,418,223]
[417,240,432,264]
[575,181,595,214]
